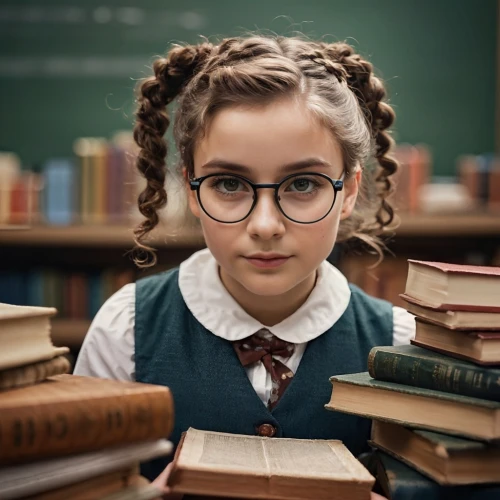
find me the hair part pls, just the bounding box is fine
[132,35,397,267]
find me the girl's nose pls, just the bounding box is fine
[246,190,286,240]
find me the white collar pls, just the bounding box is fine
[178,248,351,343]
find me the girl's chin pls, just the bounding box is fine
[238,275,300,298]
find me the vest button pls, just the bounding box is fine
[256,423,276,437]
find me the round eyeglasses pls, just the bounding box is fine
[189,172,344,224]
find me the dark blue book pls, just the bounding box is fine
[0,272,28,306]
[88,272,103,319]
[371,451,500,500]
[26,270,44,307]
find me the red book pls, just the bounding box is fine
[401,260,500,312]
[9,179,28,225]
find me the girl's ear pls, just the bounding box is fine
[183,167,201,218]
[340,167,362,220]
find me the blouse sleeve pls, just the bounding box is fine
[73,283,136,381]
[392,306,416,346]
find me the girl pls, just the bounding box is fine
[74,35,415,499]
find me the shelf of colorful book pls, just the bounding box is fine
[0,213,500,246]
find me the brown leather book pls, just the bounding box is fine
[370,421,500,486]
[0,374,174,464]
[0,355,70,391]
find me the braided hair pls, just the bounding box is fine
[133,36,397,266]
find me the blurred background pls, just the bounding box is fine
[0,0,499,356]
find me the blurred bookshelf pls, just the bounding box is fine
[2,141,500,355]
[1,214,500,247]
[2,211,500,351]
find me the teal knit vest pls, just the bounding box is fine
[135,267,393,481]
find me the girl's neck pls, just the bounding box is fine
[218,267,317,326]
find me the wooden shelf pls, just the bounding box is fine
[392,213,500,237]
[0,224,205,247]
[51,319,91,349]
[0,213,499,247]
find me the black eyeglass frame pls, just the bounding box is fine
[189,172,344,224]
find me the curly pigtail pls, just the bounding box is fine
[322,43,398,229]
[132,43,213,267]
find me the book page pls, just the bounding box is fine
[264,439,370,480]
[178,430,372,482]
[178,429,269,473]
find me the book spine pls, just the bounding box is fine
[0,388,174,464]
[367,348,500,402]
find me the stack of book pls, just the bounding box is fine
[327,260,500,499]
[0,302,174,499]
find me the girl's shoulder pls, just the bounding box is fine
[73,282,136,380]
[136,267,180,294]
[347,283,415,346]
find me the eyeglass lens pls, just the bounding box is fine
[198,174,337,223]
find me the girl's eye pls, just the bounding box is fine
[221,178,241,192]
[286,177,318,193]
[209,176,248,194]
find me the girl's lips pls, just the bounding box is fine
[245,257,290,268]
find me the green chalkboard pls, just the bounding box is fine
[0,0,497,175]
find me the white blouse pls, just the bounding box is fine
[74,248,415,405]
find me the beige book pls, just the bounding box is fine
[401,260,500,312]
[404,299,500,330]
[168,428,374,500]
[0,302,68,370]
[0,355,71,391]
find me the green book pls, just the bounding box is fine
[326,372,500,441]
[363,451,500,500]
[368,344,500,402]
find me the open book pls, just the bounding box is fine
[168,428,374,500]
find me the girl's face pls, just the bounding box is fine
[188,97,360,304]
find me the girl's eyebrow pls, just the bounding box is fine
[200,158,334,174]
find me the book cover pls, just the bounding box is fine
[403,260,500,312]
[369,421,500,485]
[407,260,500,277]
[327,372,500,440]
[0,374,174,464]
[370,451,500,500]
[403,299,500,330]
[0,355,70,391]
[367,344,500,401]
